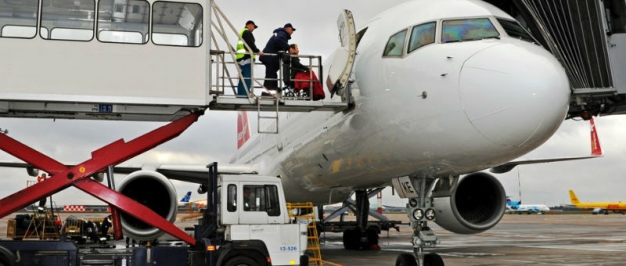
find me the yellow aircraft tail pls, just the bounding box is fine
[569,190,581,205]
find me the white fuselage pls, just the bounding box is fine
[231,0,570,204]
[512,204,551,213]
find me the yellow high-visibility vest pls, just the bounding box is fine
[236,28,255,60]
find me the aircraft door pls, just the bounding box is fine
[326,9,357,98]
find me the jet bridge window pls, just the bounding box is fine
[97,0,149,44]
[497,18,536,43]
[152,1,203,47]
[0,0,39,38]
[442,18,499,43]
[408,22,436,53]
[41,0,95,41]
[243,185,281,216]
[383,29,407,57]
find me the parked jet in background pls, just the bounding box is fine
[382,205,408,213]
[178,191,192,206]
[506,196,550,214]
[569,190,626,215]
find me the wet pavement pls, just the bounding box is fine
[3,213,626,265]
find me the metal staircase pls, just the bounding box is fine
[207,1,349,133]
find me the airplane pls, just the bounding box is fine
[506,196,550,214]
[382,205,408,213]
[0,0,605,265]
[177,191,207,211]
[178,191,192,206]
[569,190,626,215]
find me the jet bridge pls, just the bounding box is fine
[0,0,355,248]
[484,0,626,119]
[0,0,351,122]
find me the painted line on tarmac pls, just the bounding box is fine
[322,260,343,266]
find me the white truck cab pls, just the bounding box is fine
[215,175,309,266]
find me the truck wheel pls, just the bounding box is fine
[300,255,309,266]
[223,255,258,266]
[0,246,15,266]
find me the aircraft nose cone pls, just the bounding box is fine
[459,43,570,147]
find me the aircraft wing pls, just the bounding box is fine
[137,164,258,184]
[490,118,603,174]
[489,156,599,174]
[0,161,258,184]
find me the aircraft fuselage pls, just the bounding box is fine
[232,0,570,204]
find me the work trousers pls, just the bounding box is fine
[263,63,280,90]
[237,62,252,96]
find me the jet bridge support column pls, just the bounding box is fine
[0,111,203,245]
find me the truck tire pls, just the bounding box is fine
[223,255,259,266]
[0,246,15,266]
[300,255,309,266]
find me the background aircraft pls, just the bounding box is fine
[569,190,626,215]
[506,196,550,214]
[178,191,192,206]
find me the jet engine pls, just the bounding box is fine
[432,172,506,234]
[117,170,178,241]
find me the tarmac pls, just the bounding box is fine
[2,213,626,266]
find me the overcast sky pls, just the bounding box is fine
[1,0,626,209]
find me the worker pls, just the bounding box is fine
[100,215,112,238]
[260,23,296,96]
[243,187,252,211]
[37,173,47,183]
[236,20,264,97]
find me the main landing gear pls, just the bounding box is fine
[342,190,380,250]
[392,176,446,266]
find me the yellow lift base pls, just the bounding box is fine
[287,202,322,266]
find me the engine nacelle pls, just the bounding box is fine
[432,172,506,234]
[117,170,178,241]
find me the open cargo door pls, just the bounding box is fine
[326,9,357,98]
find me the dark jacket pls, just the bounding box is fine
[238,29,260,62]
[260,27,291,67]
[283,54,309,73]
[282,53,309,84]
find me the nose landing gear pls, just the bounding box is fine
[392,176,445,266]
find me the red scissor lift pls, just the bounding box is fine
[0,111,203,246]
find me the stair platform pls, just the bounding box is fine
[208,95,349,112]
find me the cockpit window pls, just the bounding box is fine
[408,22,436,53]
[383,29,407,57]
[442,18,500,43]
[497,18,536,43]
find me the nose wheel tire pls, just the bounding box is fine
[395,253,417,266]
[424,253,444,266]
[395,253,444,266]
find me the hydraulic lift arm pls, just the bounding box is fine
[0,111,203,245]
